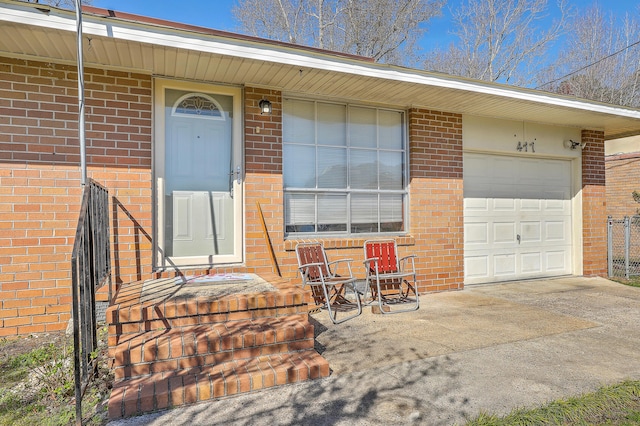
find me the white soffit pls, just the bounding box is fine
[2,0,640,139]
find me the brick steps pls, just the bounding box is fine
[107,274,330,420]
[112,317,314,380]
[107,280,308,352]
[108,349,329,419]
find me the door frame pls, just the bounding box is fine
[153,78,244,269]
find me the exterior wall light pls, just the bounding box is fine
[259,99,272,115]
[564,139,587,150]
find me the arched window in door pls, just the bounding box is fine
[172,93,225,119]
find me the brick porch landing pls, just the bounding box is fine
[106,273,330,420]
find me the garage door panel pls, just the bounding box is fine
[543,161,570,181]
[544,188,569,200]
[464,197,489,212]
[520,198,542,211]
[494,158,517,180]
[546,250,569,271]
[545,221,567,242]
[519,160,540,184]
[520,221,541,242]
[464,153,572,284]
[521,252,542,273]
[494,198,517,211]
[465,255,489,279]
[494,254,516,276]
[544,197,569,211]
[494,222,516,244]
[464,157,494,188]
[465,222,489,244]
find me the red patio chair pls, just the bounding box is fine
[363,239,419,314]
[295,242,362,324]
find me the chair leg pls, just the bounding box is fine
[358,279,375,306]
[320,283,362,324]
[374,276,419,315]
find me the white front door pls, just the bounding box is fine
[155,81,243,267]
[464,153,572,284]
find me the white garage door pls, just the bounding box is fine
[464,153,572,284]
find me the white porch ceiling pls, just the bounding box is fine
[2,0,640,140]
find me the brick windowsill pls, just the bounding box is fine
[283,235,415,251]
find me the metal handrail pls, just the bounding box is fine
[71,178,111,425]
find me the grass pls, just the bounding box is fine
[0,328,111,426]
[466,380,640,425]
[612,276,640,288]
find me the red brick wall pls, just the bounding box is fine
[408,109,465,291]
[243,87,286,276]
[1,61,471,336]
[581,129,607,277]
[242,94,465,293]
[606,152,640,218]
[0,56,152,336]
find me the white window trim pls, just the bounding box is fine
[282,97,409,238]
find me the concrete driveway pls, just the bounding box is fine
[108,276,640,425]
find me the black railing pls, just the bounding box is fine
[71,179,111,425]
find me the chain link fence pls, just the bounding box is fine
[608,215,640,279]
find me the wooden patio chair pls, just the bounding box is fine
[295,242,362,324]
[363,239,419,314]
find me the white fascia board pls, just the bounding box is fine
[3,1,640,122]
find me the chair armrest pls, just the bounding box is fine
[328,258,354,268]
[399,255,417,272]
[297,261,326,282]
[298,261,325,270]
[328,258,354,277]
[362,257,380,277]
[399,254,417,260]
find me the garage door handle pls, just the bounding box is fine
[517,234,521,244]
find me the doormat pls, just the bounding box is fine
[183,273,261,286]
[141,273,277,300]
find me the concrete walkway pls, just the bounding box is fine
[107,276,640,425]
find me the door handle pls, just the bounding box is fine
[517,234,521,244]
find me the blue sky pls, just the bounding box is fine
[90,0,638,53]
[91,0,238,32]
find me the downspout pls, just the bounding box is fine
[73,6,86,426]
[76,0,86,185]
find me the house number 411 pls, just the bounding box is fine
[517,140,535,152]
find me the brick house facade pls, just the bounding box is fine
[0,3,636,337]
[581,130,608,277]
[0,57,153,335]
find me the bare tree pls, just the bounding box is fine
[424,0,571,85]
[232,0,444,65]
[233,0,310,44]
[537,5,640,107]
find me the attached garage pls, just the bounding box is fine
[464,153,573,284]
[460,115,583,285]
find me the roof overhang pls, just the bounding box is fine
[2,0,640,140]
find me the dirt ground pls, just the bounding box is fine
[0,329,112,425]
[0,331,69,361]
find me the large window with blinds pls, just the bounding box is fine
[283,98,407,236]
